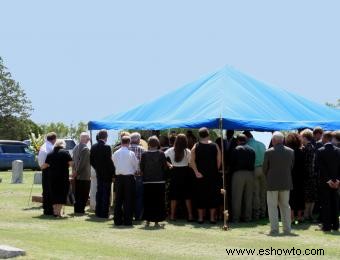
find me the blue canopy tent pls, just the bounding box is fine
[88,66,340,131]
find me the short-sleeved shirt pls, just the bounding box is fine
[165,147,191,167]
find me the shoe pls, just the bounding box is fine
[209,220,217,224]
[187,218,194,222]
[197,220,204,224]
[269,230,279,236]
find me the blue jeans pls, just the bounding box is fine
[95,181,112,218]
[135,176,144,220]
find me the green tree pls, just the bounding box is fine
[326,99,340,109]
[39,121,88,140]
[0,57,34,140]
[0,57,32,118]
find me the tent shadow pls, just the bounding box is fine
[32,214,68,220]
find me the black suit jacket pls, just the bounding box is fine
[229,144,256,174]
[90,140,115,182]
[315,143,340,184]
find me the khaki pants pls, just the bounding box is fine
[253,167,266,219]
[267,190,291,233]
[232,170,254,222]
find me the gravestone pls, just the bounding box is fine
[11,160,23,184]
[0,245,25,258]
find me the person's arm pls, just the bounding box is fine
[262,151,269,176]
[37,149,46,168]
[190,144,203,178]
[106,146,115,177]
[140,153,145,176]
[132,152,139,173]
[216,144,222,170]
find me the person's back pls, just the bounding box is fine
[263,144,294,191]
[141,150,167,183]
[230,144,255,173]
[317,143,340,182]
[90,140,114,182]
[73,143,91,180]
[195,142,218,176]
[247,138,266,167]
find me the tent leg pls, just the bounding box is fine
[90,130,93,146]
[219,119,229,231]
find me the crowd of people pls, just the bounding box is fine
[37,127,340,234]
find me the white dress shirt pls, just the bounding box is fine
[37,141,54,167]
[112,146,138,175]
[164,147,191,167]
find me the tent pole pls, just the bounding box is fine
[219,117,229,231]
[90,130,93,146]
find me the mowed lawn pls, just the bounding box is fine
[0,171,339,259]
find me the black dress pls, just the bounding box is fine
[194,142,220,209]
[289,147,305,211]
[303,142,317,203]
[45,148,72,205]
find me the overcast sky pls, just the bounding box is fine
[1,0,339,126]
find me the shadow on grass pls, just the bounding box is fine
[139,223,166,231]
[22,206,43,211]
[32,214,69,220]
[85,214,112,223]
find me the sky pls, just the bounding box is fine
[1,0,340,129]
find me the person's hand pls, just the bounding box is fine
[168,164,173,170]
[195,172,203,179]
[220,189,226,195]
[327,180,336,189]
[71,172,77,179]
[334,180,340,189]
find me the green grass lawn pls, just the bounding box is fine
[0,171,339,259]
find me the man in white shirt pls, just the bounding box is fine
[37,132,57,215]
[112,135,138,226]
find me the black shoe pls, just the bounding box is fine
[187,218,194,222]
[198,220,204,224]
[209,220,216,224]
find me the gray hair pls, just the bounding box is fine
[54,139,66,148]
[272,131,284,143]
[130,132,141,144]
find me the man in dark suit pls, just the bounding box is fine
[315,131,340,232]
[90,130,115,218]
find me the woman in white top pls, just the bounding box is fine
[165,134,194,221]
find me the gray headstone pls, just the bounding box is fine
[0,245,26,258]
[33,172,42,184]
[11,160,23,184]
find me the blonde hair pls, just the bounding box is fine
[54,139,66,148]
[300,129,313,141]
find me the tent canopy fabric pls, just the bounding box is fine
[89,66,340,131]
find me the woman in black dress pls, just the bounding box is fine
[300,129,317,221]
[165,134,194,221]
[190,128,221,224]
[140,136,168,226]
[43,140,73,217]
[285,133,305,223]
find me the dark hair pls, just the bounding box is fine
[285,133,302,150]
[174,134,188,162]
[148,136,160,149]
[159,135,169,147]
[198,127,209,139]
[236,134,247,144]
[227,130,235,139]
[332,131,340,142]
[323,131,333,142]
[243,130,253,139]
[313,127,323,135]
[46,132,57,142]
[98,129,108,140]
[121,135,131,145]
[169,134,176,147]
